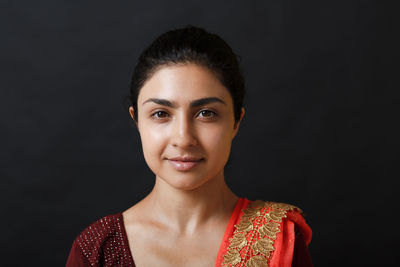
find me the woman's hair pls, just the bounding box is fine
[129,25,245,122]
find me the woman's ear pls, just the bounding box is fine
[233,107,245,138]
[128,106,139,128]
[128,106,135,120]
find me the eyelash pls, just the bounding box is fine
[150,109,217,120]
[151,110,169,119]
[197,109,216,118]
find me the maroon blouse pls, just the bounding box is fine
[66,213,134,266]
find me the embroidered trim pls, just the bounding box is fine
[221,200,301,267]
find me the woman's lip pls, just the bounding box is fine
[168,157,203,161]
[168,159,203,171]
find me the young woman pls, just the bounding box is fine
[66,26,312,267]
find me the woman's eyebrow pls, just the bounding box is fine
[142,98,176,107]
[190,97,226,107]
[142,97,226,107]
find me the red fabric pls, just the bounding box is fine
[269,218,295,267]
[214,198,249,266]
[292,225,313,267]
[286,210,312,246]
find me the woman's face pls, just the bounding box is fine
[130,63,244,191]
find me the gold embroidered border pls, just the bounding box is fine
[221,200,301,267]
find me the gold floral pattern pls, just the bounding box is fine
[221,200,301,267]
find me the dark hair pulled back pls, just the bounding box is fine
[129,25,245,122]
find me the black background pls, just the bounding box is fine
[1,1,398,266]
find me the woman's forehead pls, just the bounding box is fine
[137,64,232,104]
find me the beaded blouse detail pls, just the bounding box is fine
[74,214,134,266]
[221,200,301,267]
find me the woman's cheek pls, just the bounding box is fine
[205,127,232,154]
[140,124,168,157]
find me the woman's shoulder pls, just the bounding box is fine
[242,199,312,244]
[66,212,134,266]
[73,212,125,247]
[244,199,305,218]
[245,199,309,221]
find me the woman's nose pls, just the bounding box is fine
[170,115,198,148]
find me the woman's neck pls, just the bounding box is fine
[141,172,238,236]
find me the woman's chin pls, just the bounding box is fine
[157,174,213,192]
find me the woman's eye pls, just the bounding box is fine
[198,110,216,118]
[152,111,169,119]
